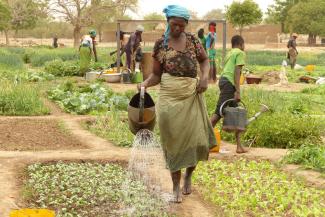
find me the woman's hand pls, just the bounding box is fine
[137,81,147,92]
[196,77,208,93]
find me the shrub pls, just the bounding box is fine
[0,49,24,69]
[44,59,80,76]
[283,145,325,172]
[301,85,325,95]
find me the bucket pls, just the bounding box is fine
[132,69,143,83]
[240,74,245,85]
[122,69,132,83]
[305,65,315,73]
[10,209,55,217]
[210,128,221,153]
[128,87,156,135]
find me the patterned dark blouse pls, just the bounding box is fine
[152,33,206,78]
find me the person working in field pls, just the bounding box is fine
[79,30,97,75]
[206,22,217,82]
[210,35,247,154]
[287,33,298,69]
[139,5,216,203]
[197,28,206,51]
[124,25,144,70]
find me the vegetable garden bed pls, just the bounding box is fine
[22,161,173,217]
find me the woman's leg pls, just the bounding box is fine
[182,166,196,195]
[171,170,182,203]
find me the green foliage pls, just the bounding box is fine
[0,80,49,115]
[28,48,78,67]
[265,0,300,30]
[28,71,55,82]
[8,0,45,32]
[203,9,225,20]
[283,145,325,172]
[193,158,325,217]
[243,113,322,149]
[286,0,325,38]
[226,0,262,34]
[86,111,134,147]
[301,85,325,95]
[0,49,24,69]
[24,162,171,217]
[48,82,129,114]
[0,1,11,31]
[44,59,80,77]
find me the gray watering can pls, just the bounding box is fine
[219,99,269,132]
[127,87,156,135]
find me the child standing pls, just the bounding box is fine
[210,35,247,154]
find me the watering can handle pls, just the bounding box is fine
[139,86,145,122]
[219,99,246,117]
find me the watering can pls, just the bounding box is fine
[128,87,156,135]
[122,68,132,83]
[219,99,269,132]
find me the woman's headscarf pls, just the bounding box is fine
[163,5,190,47]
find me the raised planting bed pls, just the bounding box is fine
[0,119,86,151]
[21,161,173,217]
[193,158,325,217]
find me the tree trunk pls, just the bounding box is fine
[308,34,316,45]
[4,29,9,45]
[98,26,102,42]
[73,25,82,48]
[239,28,243,36]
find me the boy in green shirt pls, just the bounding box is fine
[210,35,247,153]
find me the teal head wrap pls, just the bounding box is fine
[163,5,190,47]
[89,30,97,37]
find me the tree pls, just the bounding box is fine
[0,0,45,45]
[203,9,225,20]
[226,0,262,35]
[265,0,301,32]
[143,12,165,31]
[0,1,11,45]
[9,0,43,32]
[49,0,137,47]
[286,0,325,45]
[90,0,137,42]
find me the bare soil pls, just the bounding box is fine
[0,118,86,151]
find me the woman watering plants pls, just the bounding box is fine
[139,5,216,203]
[79,30,97,76]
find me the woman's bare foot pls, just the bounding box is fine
[182,176,192,195]
[236,145,248,154]
[172,186,182,203]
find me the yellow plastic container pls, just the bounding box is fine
[240,74,245,85]
[210,128,221,153]
[305,65,315,73]
[10,209,55,217]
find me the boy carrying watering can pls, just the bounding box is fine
[210,35,247,154]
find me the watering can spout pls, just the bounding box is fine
[246,104,269,125]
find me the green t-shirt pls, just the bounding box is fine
[221,48,246,85]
